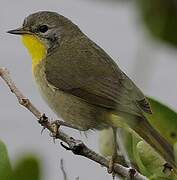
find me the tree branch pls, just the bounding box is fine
[0,67,147,180]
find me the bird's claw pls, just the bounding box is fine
[50,120,61,143]
[38,114,48,135]
[39,113,48,124]
[108,156,116,179]
[108,157,114,174]
[41,127,46,135]
[49,132,57,143]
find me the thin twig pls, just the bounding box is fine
[60,159,68,180]
[0,67,147,180]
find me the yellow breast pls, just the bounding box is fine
[22,35,47,69]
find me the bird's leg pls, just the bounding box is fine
[51,120,79,130]
[108,128,132,179]
[108,128,118,177]
[51,120,83,143]
[50,120,77,143]
[116,128,132,168]
[39,114,79,142]
[38,114,60,142]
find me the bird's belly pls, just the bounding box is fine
[33,64,109,131]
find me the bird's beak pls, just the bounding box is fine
[7,27,31,35]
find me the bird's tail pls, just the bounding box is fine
[133,116,177,171]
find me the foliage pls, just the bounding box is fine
[147,98,177,145]
[99,97,177,178]
[0,140,40,180]
[136,0,177,47]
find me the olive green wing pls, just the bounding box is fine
[45,36,151,116]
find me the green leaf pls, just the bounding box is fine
[98,97,177,178]
[136,141,176,179]
[136,141,165,175]
[132,136,150,176]
[136,0,177,47]
[13,155,41,180]
[0,140,12,180]
[130,97,177,178]
[147,97,177,145]
[173,142,177,164]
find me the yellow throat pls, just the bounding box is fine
[22,35,47,69]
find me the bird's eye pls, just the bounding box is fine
[38,25,49,33]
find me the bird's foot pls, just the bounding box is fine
[108,156,116,179]
[39,114,78,143]
[38,113,49,134]
[50,120,77,143]
[50,120,61,143]
[38,115,62,143]
[51,120,78,130]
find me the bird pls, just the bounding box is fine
[7,11,177,172]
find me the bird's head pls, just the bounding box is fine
[8,11,80,67]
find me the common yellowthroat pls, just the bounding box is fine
[8,11,176,170]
